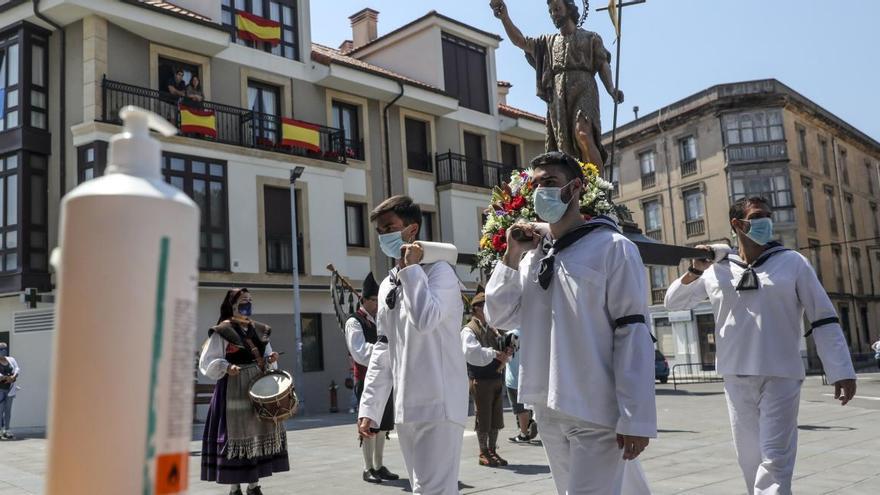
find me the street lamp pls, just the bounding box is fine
[290,166,305,414]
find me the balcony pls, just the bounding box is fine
[680,159,697,177]
[435,152,516,189]
[726,140,787,164]
[343,138,365,161]
[651,288,667,306]
[101,78,346,163]
[686,218,706,237]
[641,172,656,189]
[645,229,663,241]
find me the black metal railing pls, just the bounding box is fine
[726,141,787,164]
[671,363,722,390]
[435,152,516,189]
[343,138,364,161]
[407,151,434,173]
[641,172,656,189]
[645,229,663,241]
[101,77,346,163]
[266,233,305,274]
[680,159,697,177]
[686,219,706,237]
[651,288,666,305]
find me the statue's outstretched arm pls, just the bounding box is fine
[491,1,532,54]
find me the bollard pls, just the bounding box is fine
[329,380,339,413]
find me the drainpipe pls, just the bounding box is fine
[382,81,405,197]
[830,136,862,352]
[33,0,66,198]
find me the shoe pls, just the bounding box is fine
[363,469,383,484]
[509,433,530,444]
[246,487,263,495]
[489,449,508,466]
[2,432,14,440]
[374,466,399,480]
[527,419,538,440]
[230,489,243,495]
[478,450,499,467]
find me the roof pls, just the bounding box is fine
[311,44,449,96]
[499,104,545,124]
[348,10,502,55]
[125,0,225,29]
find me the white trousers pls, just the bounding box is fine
[534,405,651,495]
[724,375,802,495]
[396,420,464,495]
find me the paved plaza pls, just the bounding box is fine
[1,373,879,495]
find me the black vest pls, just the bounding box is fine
[466,319,503,380]
[351,310,378,344]
[210,320,271,366]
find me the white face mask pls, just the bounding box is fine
[534,180,575,224]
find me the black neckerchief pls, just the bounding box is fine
[722,242,789,291]
[385,267,401,310]
[537,217,619,290]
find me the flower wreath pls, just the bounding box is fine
[475,161,622,273]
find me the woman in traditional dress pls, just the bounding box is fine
[200,288,289,495]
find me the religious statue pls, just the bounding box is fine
[491,0,624,172]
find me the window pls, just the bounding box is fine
[301,313,324,372]
[844,194,856,238]
[723,109,784,145]
[441,33,489,113]
[639,150,656,188]
[871,203,879,239]
[606,159,620,198]
[808,239,822,283]
[860,305,870,345]
[222,0,299,60]
[819,137,831,176]
[684,188,704,237]
[730,167,794,223]
[332,101,363,160]
[263,186,303,274]
[796,124,807,167]
[0,37,20,131]
[679,136,697,176]
[832,246,843,292]
[28,36,47,129]
[866,161,875,195]
[851,248,863,295]
[0,154,18,272]
[248,81,280,145]
[26,154,48,272]
[824,186,838,235]
[77,142,108,184]
[838,303,852,347]
[801,176,815,229]
[643,200,662,239]
[649,267,667,305]
[418,212,434,242]
[162,154,229,271]
[653,317,674,358]
[405,118,430,172]
[157,57,200,94]
[839,148,849,185]
[500,141,520,170]
[344,202,367,247]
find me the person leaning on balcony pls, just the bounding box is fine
[664,196,857,495]
[185,74,205,104]
[165,67,187,99]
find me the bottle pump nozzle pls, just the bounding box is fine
[106,106,178,179]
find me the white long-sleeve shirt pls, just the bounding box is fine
[358,262,469,428]
[461,326,498,367]
[345,313,375,367]
[485,220,657,438]
[664,249,856,384]
[199,333,277,381]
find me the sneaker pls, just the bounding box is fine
[246,487,263,495]
[374,466,399,480]
[1,431,12,440]
[229,489,243,495]
[509,433,531,444]
[363,469,383,484]
[527,419,538,440]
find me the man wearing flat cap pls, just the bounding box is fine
[461,290,512,467]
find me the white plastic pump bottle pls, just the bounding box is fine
[46,107,200,495]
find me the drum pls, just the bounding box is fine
[249,370,298,423]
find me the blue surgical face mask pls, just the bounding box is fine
[237,302,253,317]
[534,181,575,224]
[379,231,406,259]
[743,217,774,246]
[0,348,7,357]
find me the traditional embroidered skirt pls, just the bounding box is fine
[201,366,290,484]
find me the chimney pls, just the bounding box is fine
[350,8,379,48]
[497,81,512,106]
[339,40,354,53]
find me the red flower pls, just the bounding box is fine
[507,195,527,211]
[583,213,593,221]
[492,228,508,252]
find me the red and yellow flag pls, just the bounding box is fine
[236,11,281,45]
[281,118,321,152]
[179,105,217,138]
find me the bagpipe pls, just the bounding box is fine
[327,263,362,334]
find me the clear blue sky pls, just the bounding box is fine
[310,0,880,142]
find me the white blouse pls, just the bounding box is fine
[199,332,276,381]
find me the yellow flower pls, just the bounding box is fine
[480,235,491,250]
[579,160,599,178]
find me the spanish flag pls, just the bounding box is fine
[179,104,217,138]
[281,118,321,152]
[236,11,281,45]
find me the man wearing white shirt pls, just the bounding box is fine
[665,196,857,495]
[345,273,398,484]
[357,195,468,495]
[485,152,656,494]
